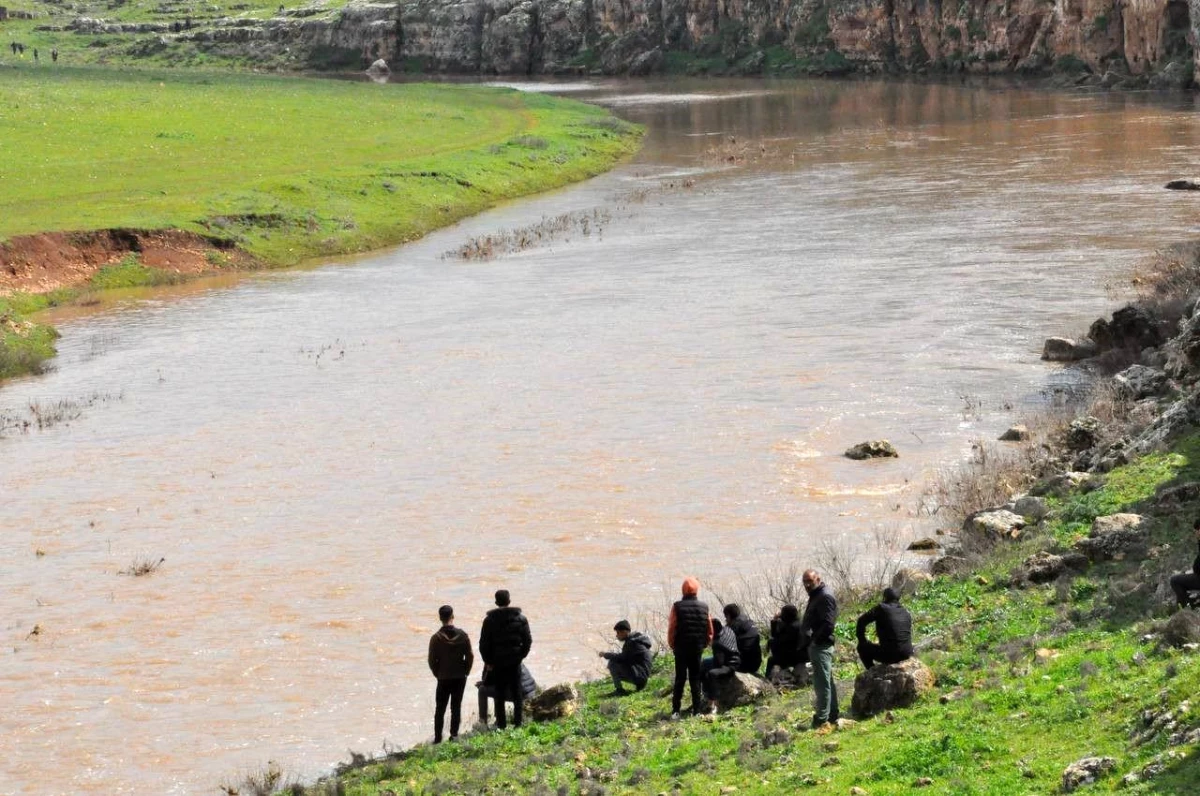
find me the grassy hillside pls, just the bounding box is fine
[287,429,1200,795]
[0,66,641,379]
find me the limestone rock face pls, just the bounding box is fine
[1114,365,1169,399]
[964,509,1026,540]
[1074,513,1147,561]
[528,683,579,721]
[850,658,935,717]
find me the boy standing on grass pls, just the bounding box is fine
[428,605,474,744]
[479,589,532,729]
[667,577,713,719]
[801,569,839,733]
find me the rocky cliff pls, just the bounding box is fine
[123,0,1199,82]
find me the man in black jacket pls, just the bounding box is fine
[428,604,474,743]
[855,588,913,669]
[701,618,742,713]
[1170,519,1200,608]
[801,569,839,731]
[599,619,653,695]
[479,589,532,729]
[765,603,807,681]
[723,604,762,675]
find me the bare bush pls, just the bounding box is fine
[445,208,613,261]
[921,439,1039,530]
[119,556,165,577]
[219,761,301,796]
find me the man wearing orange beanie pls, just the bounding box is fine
[667,576,713,718]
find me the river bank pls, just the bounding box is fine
[0,67,642,381]
[286,245,1200,794]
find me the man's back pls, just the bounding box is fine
[480,606,532,666]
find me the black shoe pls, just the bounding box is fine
[635,682,646,692]
[605,688,629,697]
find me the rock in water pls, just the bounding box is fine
[365,58,389,74]
[850,658,935,717]
[998,425,1030,441]
[1165,179,1200,190]
[845,440,898,460]
[1062,756,1116,791]
[527,683,578,721]
[1042,337,1097,362]
[713,672,771,710]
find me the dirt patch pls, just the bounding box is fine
[0,228,257,295]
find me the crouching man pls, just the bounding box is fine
[599,619,653,695]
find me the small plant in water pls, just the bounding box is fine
[119,556,165,577]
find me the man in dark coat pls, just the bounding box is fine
[476,663,536,727]
[479,589,532,729]
[427,604,474,743]
[599,619,653,695]
[801,569,839,731]
[1170,518,1200,608]
[723,603,762,675]
[667,576,713,718]
[700,618,742,713]
[765,603,807,680]
[855,587,913,669]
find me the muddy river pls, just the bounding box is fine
[4,78,1200,793]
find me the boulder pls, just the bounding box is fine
[964,509,1026,540]
[626,47,664,76]
[931,555,967,575]
[850,658,935,717]
[1074,513,1147,561]
[907,537,940,551]
[1114,365,1168,400]
[1030,471,1095,497]
[1152,481,1200,511]
[1042,337,1097,362]
[1022,551,1066,584]
[365,57,389,74]
[712,671,771,710]
[1162,610,1200,648]
[527,683,579,721]
[891,567,933,595]
[998,425,1030,441]
[1062,756,1116,791]
[1066,416,1102,452]
[1166,179,1200,190]
[1107,305,1166,352]
[845,440,898,460]
[1009,495,1049,521]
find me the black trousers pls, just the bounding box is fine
[433,677,466,742]
[701,658,735,701]
[672,649,704,713]
[1171,572,1200,606]
[490,664,524,728]
[857,641,913,669]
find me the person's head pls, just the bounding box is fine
[711,618,723,635]
[802,570,821,594]
[723,604,741,621]
[613,619,631,640]
[882,587,900,604]
[438,604,454,625]
[494,589,511,607]
[780,604,799,622]
[681,577,700,597]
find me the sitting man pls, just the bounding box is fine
[855,587,913,669]
[1170,518,1200,608]
[700,618,741,713]
[598,619,653,695]
[765,603,807,682]
[723,603,762,675]
[476,663,536,728]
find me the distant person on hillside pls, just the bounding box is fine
[427,604,474,744]
[723,604,761,675]
[801,569,839,732]
[700,618,741,714]
[479,589,532,729]
[32,48,37,62]
[668,577,713,719]
[765,603,807,681]
[598,619,652,695]
[51,48,57,62]
[855,587,913,669]
[1170,518,1200,608]
[9,42,16,55]
[476,663,536,727]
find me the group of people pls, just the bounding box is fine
[427,571,915,742]
[7,42,57,62]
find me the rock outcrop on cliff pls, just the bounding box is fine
[77,0,1199,80]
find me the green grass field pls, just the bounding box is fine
[297,432,1200,795]
[0,66,641,379]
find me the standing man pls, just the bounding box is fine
[667,577,713,719]
[801,569,839,732]
[723,603,762,674]
[599,619,653,695]
[479,589,532,729]
[855,587,913,669]
[1170,518,1200,608]
[427,604,473,744]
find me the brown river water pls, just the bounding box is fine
[5,77,1200,793]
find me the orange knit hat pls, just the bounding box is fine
[681,577,700,596]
